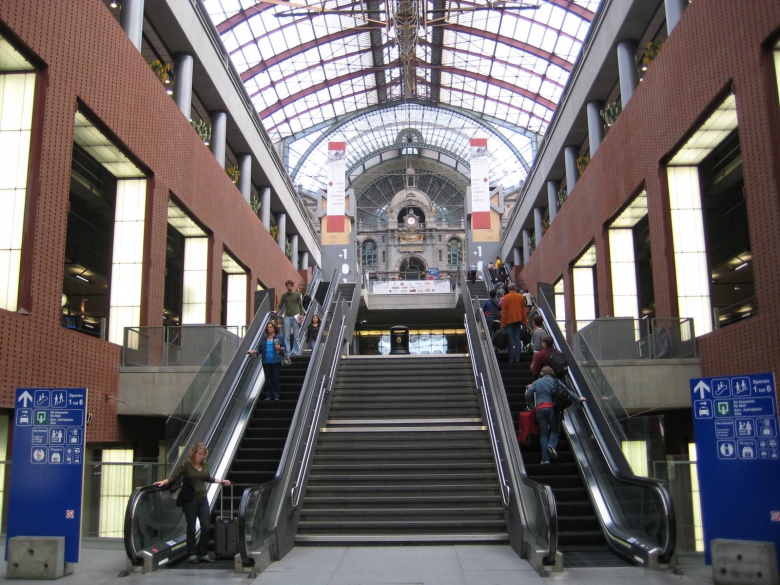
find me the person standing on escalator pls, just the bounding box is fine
[153,443,231,564]
[525,366,585,464]
[279,280,304,356]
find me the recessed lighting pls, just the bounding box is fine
[735,262,749,271]
[74,274,90,283]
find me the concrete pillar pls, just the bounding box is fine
[513,247,522,268]
[534,207,544,245]
[564,146,580,194]
[120,0,144,51]
[260,187,271,229]
[277,213,287,254]
[522,229,531,264]
[665,0,688,34]
[210,110,227,168]
[587,100,605,156]
[173,52,193,119]
[300,252,310,271]
[291,235,299,269]
[547,180,560,222]
[617,39,639,106]
[237,153,252,203]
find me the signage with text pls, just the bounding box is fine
[7,388,88,563]
[690,373,779,568]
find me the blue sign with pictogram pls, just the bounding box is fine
[6,388,87,564]
[691,373,780,568]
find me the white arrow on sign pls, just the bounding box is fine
[693,380,711,400]
[18,390,33,408]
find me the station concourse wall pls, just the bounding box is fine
[517,0,780,385]
[0,0,304,443]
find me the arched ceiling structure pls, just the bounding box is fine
[204,0,598,193]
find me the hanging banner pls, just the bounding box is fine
[470,138,490,230]
[326,142,346,232]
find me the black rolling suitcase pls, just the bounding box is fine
[214,484,238,559]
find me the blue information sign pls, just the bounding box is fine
[690,373,780,566]
[7,388,87,563]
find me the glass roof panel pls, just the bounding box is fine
[204,0,597,187]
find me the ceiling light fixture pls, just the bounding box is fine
[74,274,90,283]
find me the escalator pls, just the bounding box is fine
[464,275,675,568]
[123,281,335,573]
[499,358,627,567]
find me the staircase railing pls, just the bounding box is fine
[238,285,358,568]
[535,282,676,566]
[124,296,275,572]
[461,271,558,572]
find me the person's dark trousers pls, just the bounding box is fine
[536,407,559,463]
[182,498,211,556]
[263,362,281,399]
[505,322,523,362]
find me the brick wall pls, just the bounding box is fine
[0,0,304,442]
[518,0,780,380]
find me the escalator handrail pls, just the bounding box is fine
[462,272,558,564]
[124,306,273,566]
[320,268,340,320]
[123,485,160,564]
[290,314,347,509]
[236,308,329,564]
[535,288,676,562]
[237,288,346,565]
[465,326,511,508]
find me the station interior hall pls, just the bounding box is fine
[0,0,778,583]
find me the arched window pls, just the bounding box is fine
[399,256,426,280]
[447,238,463,269]
[361,239,377,269]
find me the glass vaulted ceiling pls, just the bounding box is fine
[205,0,597,192]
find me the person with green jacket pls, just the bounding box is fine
[154,443,230,564]
[278,280,304,356]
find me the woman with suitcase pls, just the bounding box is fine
[153,442,231,564]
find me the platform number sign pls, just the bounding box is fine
[690,373,780,568]
[6,388,88,564]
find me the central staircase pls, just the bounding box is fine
[295,355,509,544]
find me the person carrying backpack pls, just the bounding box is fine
[530,335,553,380]
[481,289,502,335]
[525,366,585,464]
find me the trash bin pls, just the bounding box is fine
[390,325,410,355]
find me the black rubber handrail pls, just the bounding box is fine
[462,270,558,566]
[536,283,676,564]
[124,303,273,566]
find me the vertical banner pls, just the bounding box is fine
[7,388,88,563]
[470,138,490,230]
[326,142,346,232]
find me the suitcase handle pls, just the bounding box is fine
[220,483,234,518]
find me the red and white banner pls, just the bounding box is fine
[470,138,490,229]
[326,141,346,232]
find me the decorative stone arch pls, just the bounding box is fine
[396,255,427,280]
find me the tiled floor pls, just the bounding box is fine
[0,541,715,585]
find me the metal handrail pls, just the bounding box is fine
[535,283,676,564]
[462,270,557,567]
[464,319,510,508]
[480,372,511,508]
[237,292,351,567]
[236,304,332,565]
[124,304,273,567]
[290,315,346,509]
